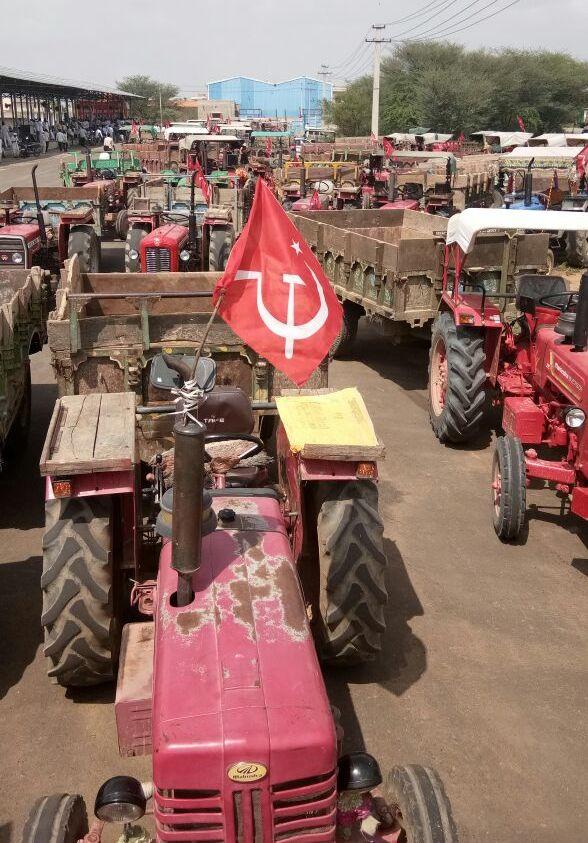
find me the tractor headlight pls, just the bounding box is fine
[12,252,23,264]
[180,249,191,262]
[94,776,146,823]
[128,249,139,260]
[565,407,585,429]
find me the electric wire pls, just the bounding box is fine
[381,0,463,25]
[408,0,522,40]
[390,0,489,39]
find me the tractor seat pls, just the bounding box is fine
[150,354,217,393]
[516,274,568,310]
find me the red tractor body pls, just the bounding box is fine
[0,222,44,268]
[140,223,189,272]
[151,494,337,841]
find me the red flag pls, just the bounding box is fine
[382,137,394,158]
[213,180,342,386]
[517,115,526,132]
[131,119,138,134]
[194,159,211,204]
[458,132,465,143]
[309,190,321,210]
[265,137,273,156]
[576,145,588,179]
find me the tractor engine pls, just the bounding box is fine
[140,223,191,272]
[150,423,338,842]
[0,223,43,269]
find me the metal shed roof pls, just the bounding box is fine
[0,64,142,98]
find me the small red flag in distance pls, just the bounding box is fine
[213,179,342,386]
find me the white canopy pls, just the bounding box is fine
[179,134,240,150]
[447,208,588,254]
[528,134,567,147]
[471,131,532,148]
[502,146,581,161]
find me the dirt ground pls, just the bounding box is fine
[0,158,587,842]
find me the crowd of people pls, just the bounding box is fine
[0,115,129,160]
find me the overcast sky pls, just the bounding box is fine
[2,0,587,95]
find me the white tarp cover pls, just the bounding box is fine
[471,131,532,148]
[447,208,588,254]
[501,146,580,162]
[528,134,567,147]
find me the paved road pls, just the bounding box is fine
[0,157,586,842]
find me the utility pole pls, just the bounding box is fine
[317,64,332,127]
[366,24,391,139]
[159,89,163,129]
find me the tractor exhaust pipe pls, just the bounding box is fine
[388,168,397,202]
[524,159,534,206]
[573,272,588,352]
[171,418,205,606]
[85,151,93,182]
[31,165,47,250]
[188,169,197,249]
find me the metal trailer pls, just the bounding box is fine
[290,208,551,353]
[48,256,327,462]
[0,266,51,464]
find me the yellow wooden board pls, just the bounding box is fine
[276,388,378,453]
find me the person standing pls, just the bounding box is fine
[56,127,66,152]
[79,124,87,147]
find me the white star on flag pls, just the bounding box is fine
[290,241,302,256]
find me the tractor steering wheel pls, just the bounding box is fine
[204,433,264,463]
[537,291,577,312]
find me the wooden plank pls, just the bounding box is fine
[300,440,386,461]
[94,393,137,468]
[41,393,138,475]
[280,387,336,396]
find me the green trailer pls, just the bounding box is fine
[60,150,142,188]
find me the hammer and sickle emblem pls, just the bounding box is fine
[236,263,329,359]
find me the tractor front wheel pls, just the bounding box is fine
[208,227,234,271]
[382,765,458,843]
[68,226,100,273]
[566,231,588,268]
[125,224,149,272]
[42,496,119,686]
[492,435,526,541]
[314,480,387,666]
[429,312,487,443]
[23,794,89,843]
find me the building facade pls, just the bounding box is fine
[207,76,333,125]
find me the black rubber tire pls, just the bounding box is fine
[314,480,387,665]
[383,765,459,843]
[492,435,526,541]
[126,186,140,205]
[67,226,100,273]
[23,793,89,843]
[3,360,31,460]
[565,231,588,269]
[429,312,487,444]
[41,496,118,686]
[208,227,234,271]
[330,302,361,358]
[125,224,149,273]
[115,208,129,240]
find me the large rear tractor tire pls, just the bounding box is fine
[23,794,89,843]
[382,765,458,843]
[314,480,387,666]
[115,208,129,240]
[429,312,487,444]
[330,302,362,358]
[566,230,588,268]
[208,227,234,271]
[492,435,526,541]
[125,224,149,273]
[67,226,100,273]
[41,496,118,687]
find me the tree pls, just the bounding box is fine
[328,42,588,136]
[116,75,180,123]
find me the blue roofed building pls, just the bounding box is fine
[207,76,333,126]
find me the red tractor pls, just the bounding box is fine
[427,208,588,540]
[126,172,235,273]
[26,354,458,843]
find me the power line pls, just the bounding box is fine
[382,0,462,25]
[389,0,486,39]
[339,43,373,77]
[409,0,522,40]
[329,35,371,70]
[386,0,464,37]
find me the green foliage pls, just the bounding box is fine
[327,42,588,136]
[116,75,180,123]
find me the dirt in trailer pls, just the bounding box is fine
[0,156,586,842]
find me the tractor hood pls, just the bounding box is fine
[142,222,188,248]
[152,492,337,840]
[534,326,588,406]
[0,222,41,242]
